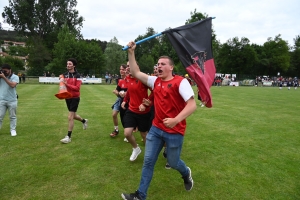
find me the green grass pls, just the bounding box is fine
[0,84,299,200]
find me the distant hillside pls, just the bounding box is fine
[0,30,27,42]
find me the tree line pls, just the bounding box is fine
[1,1,300,79]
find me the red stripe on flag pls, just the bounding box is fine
[186,59,216,108]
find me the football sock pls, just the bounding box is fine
[68,131,72,138]
[81,119,86,123]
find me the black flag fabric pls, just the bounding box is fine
[162,17,216,107]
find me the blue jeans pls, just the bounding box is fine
[137,125,189,199]
[0,100,18,131]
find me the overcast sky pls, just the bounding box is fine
[1,0,299,47]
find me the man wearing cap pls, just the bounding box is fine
[0,64,19,136]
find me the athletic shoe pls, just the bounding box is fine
[182,167,193,191]
[110,129,119,137]
[165,162,171,169]
[121,191,142,200]
[129,146,141,161]
[83,119,88,130]
[162,147,167,158]
[11,130,17,137]
[60,136,71,144]
[124,138,129,142]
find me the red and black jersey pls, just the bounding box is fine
[152,76,187,135]
[125,75,150,114]
[63,71,81,98]
[116,78,127,93]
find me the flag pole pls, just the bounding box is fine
[122,17,215,51]
[122,33,162,50]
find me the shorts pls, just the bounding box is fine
[123,109,150,132]
[65,97,80,112]
[111,97,121,111]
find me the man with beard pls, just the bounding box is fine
[0,64,19,136]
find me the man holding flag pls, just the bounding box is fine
[121,41,197,200]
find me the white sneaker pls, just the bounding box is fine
[11,130,17,136]
[124,138,129,142]
[60,136,71,144]
[129,146,141,161]
[83,119,88,130]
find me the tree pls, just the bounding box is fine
[134,27,160,62]
[2,56,25,71]
[138,54,155,74]
[2,0,84,49]
[218,37,257,76]
[26,36,51,76]
[103,37,127,75]
[49,25,105,77]
[262,34,290,75]
[290,35,300,77]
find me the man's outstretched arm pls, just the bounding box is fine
[127,41,149,85]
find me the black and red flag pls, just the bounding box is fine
[162,17,216,108]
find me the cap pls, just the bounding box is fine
[1,64,11,70]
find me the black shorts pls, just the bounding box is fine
[65,97,80,112]
[123,109,150,132]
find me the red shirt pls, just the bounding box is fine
[124,75,150,114]
[63,71,81,98]
[152,76,188,135]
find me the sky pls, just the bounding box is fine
[1,0,299,47]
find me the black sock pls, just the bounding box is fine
[81,119,86,123]
[68,131,72,138]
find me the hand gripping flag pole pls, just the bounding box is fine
[122,17,216,107]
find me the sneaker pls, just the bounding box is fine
[124,138,129,142]
[182,167,193,191]
[11,130,17,137]
[83,119,88,130]
[162,147,167,158]
[110,129,119,137]
[165,162,171,169]
[60,136,71,144]
[129,146,141,161]
[121,191,142,200]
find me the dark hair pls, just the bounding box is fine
[121,64,127,69]
[68,58,77,66]
[1,63,12,70]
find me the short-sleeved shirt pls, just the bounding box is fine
[147,75,194,135]
[0,74,19,101]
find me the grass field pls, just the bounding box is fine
[0,84,299,200]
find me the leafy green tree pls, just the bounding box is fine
[218,37,257,76]
[3,56,25,71]
[2,0,84,50]
[138,54,155,74]
[134,27,160,62]
[26,36,51,76]
[7,45,28,57]
[49,25,105,77]
[103,37,126,75]
[290,35,300,77]
[262,34,290,75]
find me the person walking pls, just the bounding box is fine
[0,64,19,136]
[60,58,88,144]
[121,61,151,162]
[110,64,128,137]
[121,41,197,200]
